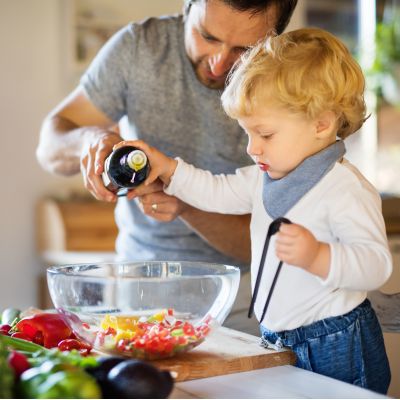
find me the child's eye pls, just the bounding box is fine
[261,133,273,140]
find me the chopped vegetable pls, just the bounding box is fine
[93,309,211,360]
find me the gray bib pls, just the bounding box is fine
[263,141,346,219]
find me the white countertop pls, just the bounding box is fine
[172,365,388,399]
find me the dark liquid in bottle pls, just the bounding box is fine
[102,146,150,193]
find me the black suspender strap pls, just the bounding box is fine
[248,217,292,323]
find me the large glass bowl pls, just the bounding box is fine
[47,261,240,360]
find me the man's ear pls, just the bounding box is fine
[315,111,338,139]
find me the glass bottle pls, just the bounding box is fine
[102,146,149,194]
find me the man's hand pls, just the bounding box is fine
[37,86,125,202]
[80,129,122,202]
[128,179,190,222]
[275,223,330,279]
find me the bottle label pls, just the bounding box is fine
[127,150,147,172]
[102,155,118,191]
[102,169,112,187]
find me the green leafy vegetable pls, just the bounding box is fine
[0,335,15,399]
[1,334,100,399]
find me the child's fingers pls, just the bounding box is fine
[275,240,299,263]
[144,168,162,186]
[275,238,295,254]
[275,234,295,247]
[279,224,311,243]
[113,140,136,150]
[126,189,137,201]
[275,248,293,263]
[113,139,149,152]
[279,223,300,236]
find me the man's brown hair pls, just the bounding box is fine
[184,0,298,34]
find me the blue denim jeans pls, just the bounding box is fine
[260,299,391,394]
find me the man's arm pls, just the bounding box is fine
[128,172,252,264]
[37,86,122,201]
[181,209,251,264]
[39,88,252,262]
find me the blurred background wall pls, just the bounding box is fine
[0,0,184,311]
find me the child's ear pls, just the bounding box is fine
[315,111,337,139]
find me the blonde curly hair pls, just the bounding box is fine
[221,28,367,139]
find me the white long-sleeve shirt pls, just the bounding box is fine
[165,158,392,331]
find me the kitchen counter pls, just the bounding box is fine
[172,365,388,399]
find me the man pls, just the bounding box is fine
[37,0,297,335]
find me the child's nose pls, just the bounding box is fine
[247,136,262,156]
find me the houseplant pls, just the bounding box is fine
[369,2,400,106]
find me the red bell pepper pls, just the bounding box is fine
[15,313,73,348]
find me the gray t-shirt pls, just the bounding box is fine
[81,15,251,265]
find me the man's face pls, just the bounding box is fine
[184,0,277,89]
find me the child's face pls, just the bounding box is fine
[239,106,326,179]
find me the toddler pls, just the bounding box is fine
[116,28,392,393]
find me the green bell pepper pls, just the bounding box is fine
[18,360,101,399]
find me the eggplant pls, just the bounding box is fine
[107,359,174,399]
[85,356,126,398]
[86,356,125,381]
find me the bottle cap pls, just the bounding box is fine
[127,150,147,172]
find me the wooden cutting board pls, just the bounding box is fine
[151,327,296,382]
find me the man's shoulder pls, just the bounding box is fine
[129,14,183,47]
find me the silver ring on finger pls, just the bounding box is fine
[151,203,158,212]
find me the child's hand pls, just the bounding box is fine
[275,223,330,279]
[113,140,178,186]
